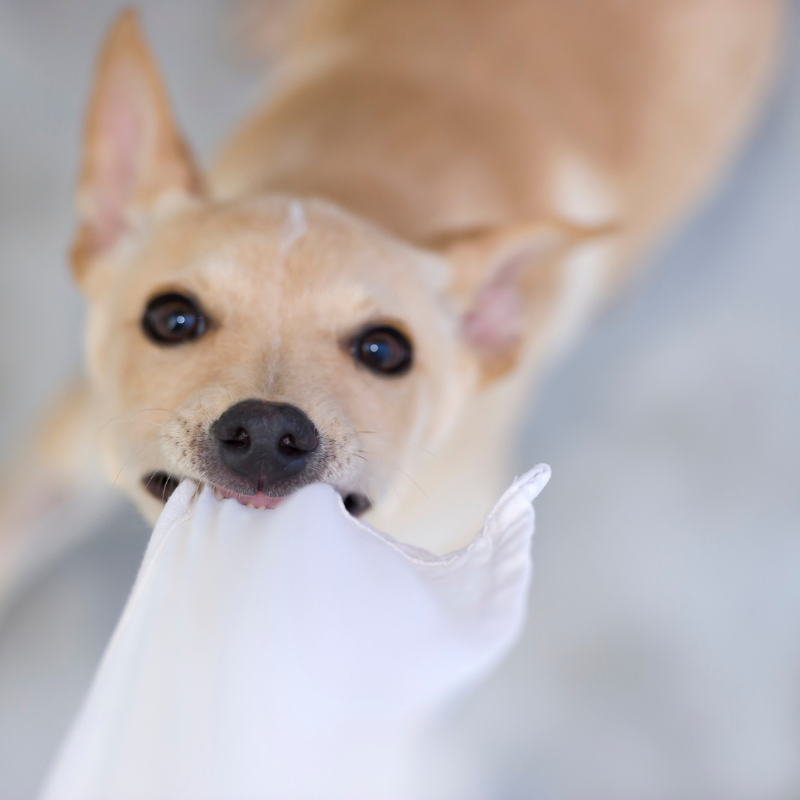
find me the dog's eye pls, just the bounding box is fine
[352,326,413,376]
[142,293,206,345]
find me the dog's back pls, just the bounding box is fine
[215,0,780,284]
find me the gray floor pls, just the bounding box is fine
[1,2,799,799]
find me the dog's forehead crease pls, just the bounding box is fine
[173,204,383,275]
[278,200,308,256]
[189,248,401,312]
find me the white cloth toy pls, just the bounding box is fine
[40,465,550,800]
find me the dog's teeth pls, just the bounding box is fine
[247,502,255,509]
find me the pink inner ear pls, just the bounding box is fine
[463,275,524,357]
[88,79,145,252]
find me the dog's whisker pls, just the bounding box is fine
[110,435,169,493]
[142,468,166,498]
[379,468,401,501]
[357,430,437,458]
[358,488,377,510]
[96,408,172,440]
[354,447,429,500]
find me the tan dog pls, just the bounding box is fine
[0,1,781,571]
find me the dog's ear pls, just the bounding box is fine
[71,10,202,283]
[435,220,614,382]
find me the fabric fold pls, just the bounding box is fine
[41,465,550,800]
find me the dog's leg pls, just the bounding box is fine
[0,379,110,613]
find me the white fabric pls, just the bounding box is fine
[40,465,550,800]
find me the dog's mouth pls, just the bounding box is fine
[141,471,372,517]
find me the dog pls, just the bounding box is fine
[0,0,781,574]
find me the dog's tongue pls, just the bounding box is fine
[215,488,285,509]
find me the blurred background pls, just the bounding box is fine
[1,1,798,798]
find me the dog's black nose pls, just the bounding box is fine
[211,400,318,491]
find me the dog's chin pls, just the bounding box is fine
[141,471,372,517]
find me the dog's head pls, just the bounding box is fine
[73,12,584,522]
